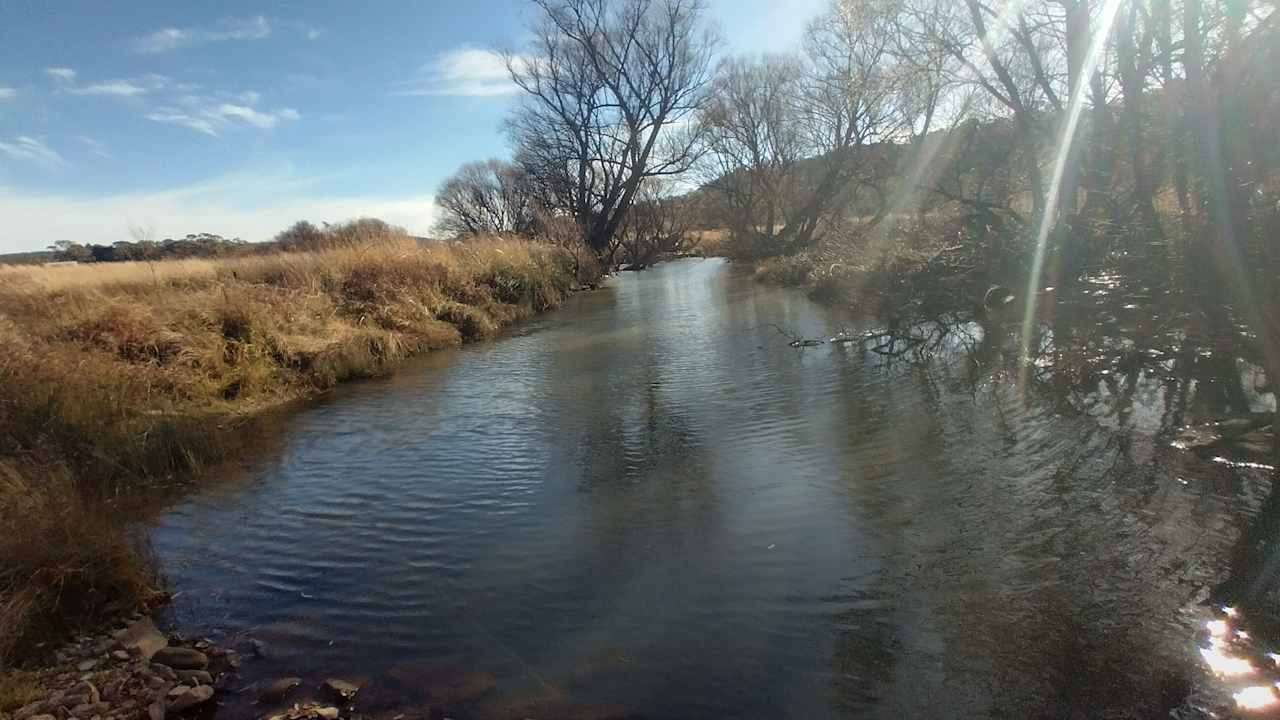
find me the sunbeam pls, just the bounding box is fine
[1017,0,1127,392]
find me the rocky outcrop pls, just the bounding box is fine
[9,615,237,720]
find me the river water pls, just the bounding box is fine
[152,258,1279,719]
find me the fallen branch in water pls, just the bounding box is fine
[766,323,826,348]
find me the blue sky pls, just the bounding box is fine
[0,0,826,253]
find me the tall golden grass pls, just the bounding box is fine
[0,224,578,666]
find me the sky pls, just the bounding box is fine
[0,0,827,253]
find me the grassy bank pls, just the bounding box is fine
[0,228,578,667]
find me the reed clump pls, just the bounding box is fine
[0,223,577,666]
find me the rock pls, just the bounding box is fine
[14,701,54,720]
[151,648,208,671]
[69,703,108,718]
[321,678,360,702]
[314,707,341,720]
[29,716,56,720]
[152,664,177,681]
[116,617,168,661]
[176,670,213,686]
[167,685,192,698]
[77,659,100,672]
[112,650,131,661]
[258,677,302,704]
[64,681,100,705]
[148,701,165,720]
[166,685,214,714]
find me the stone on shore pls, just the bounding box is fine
[258,677,302,704]
[165,685,214,714]
[321,678,360,702]
[151,647,208,671]
[176,669,213,686]
[114,617,168,660]
[13,615,232,720]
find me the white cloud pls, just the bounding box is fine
[135,16,271,53]
[135,28,191,54]
[0,171,437,251]
[144,111,220,136]
[77,136,111,158]
[45,67,77,82]
[69,81,148,97]
[305,28,323,41]
[395,46,520,97]
[215,104,280,129]
[209,15,270,42]
[145,100,300,136]
[0,136,66,169]
[0,87,15,100]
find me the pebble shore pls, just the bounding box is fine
[7,616,357,720]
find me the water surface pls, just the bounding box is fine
[153,258,1273,718]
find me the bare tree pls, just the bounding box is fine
[699,54,808,255]
[505,0,718,256]
[434,159,539,238]
[700,0,907,255]
[612,178,696,267]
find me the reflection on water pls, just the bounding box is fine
[149,259,1280,718]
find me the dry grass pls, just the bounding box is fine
[0,224,578,667]
[0,461,160,667]
[0,668,43,714]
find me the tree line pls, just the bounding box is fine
[434,0,1275,275]
[45,218,407,263]
[435,0,1278,389]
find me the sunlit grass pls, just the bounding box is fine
[0,226,577,666]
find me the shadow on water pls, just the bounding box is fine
[143,258,1280,719]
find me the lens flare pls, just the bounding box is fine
[1201,646,1255,677]
[1018,0,1127,387]
[1208,619,1230,637]
[1235,685,1279,711]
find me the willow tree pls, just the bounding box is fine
[434,159,539,238]
[701,0,908,256]
[505,0,718,256]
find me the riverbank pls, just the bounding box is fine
[0,229,581,669]
[748,211,1016,317]
[3,614,237,719]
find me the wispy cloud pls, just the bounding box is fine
[394,46,521,97]
[69,81,148,97]
[77,136,111,158]
[135,16,271,53]
[0,87,16,100]
[306,28,323,41]
[215,104,283,129]
[144,111,218,136]
[0,136,66,169]
[45,67,76,83]
[52,72,169,98]
[145,99,300,137]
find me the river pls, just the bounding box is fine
[151,258,1278,719]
